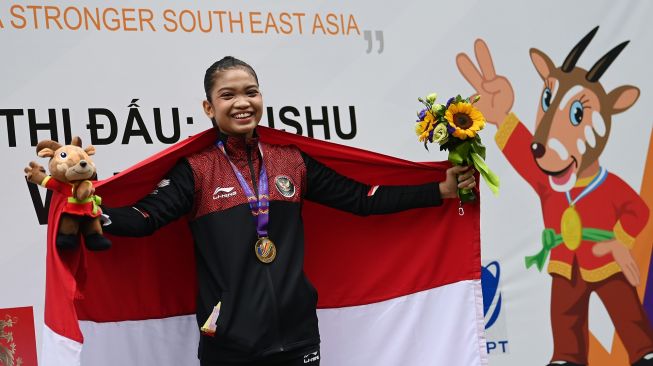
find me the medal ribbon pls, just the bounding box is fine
[216,140,269,238]
[564,166,608,206]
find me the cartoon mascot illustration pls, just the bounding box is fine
[456,26,653,366]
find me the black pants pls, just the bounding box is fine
[201,348,320,366]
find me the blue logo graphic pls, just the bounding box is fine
[481,261,502,329]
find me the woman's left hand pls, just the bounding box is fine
[439,166,476,199]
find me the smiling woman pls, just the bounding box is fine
[202,65,263,138]
[99,56,476,366]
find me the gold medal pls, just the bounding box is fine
[255,237,277,263]
[561,205,582,251]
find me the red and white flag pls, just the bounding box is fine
[41,127,486,365]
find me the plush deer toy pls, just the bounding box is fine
[457,27,653,365]
[24,136,111,251]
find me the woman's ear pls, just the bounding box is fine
[203,100,214,119]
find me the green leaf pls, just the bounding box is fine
[470,139,486,160]
[470,152,500,195]
[448,141,472,165]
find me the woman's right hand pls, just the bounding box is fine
[456,39,514,127]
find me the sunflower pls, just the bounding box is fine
[445,102,485,139]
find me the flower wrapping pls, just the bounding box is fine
[414,93,500,201]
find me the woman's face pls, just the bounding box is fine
[203,68,263,138]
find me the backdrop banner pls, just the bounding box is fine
[2,1,652,365]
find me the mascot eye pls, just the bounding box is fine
[569,100,584,126]
[59,152,67,159]
[541,87,552,112]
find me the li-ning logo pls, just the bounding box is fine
[213,186,237,199]
[303,351,319,364]
[150,179,171,195]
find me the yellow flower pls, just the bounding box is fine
[415,121,428,136]
[445,102,485,139]
[418,122,435,142]
[423,110,435,123]
[416,110,437,140]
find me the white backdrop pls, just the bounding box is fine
[2,0,653,365]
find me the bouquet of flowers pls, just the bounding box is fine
[414,93,499,203]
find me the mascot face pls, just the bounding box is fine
[49,145,96,182]
[37,137,97,183]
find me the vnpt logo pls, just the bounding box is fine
[481,261,502,329]
[481,261,509,355]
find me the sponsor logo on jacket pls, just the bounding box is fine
[303,350,320,363]
[213,187,237,199]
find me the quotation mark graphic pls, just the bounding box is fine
[363,30,384,54]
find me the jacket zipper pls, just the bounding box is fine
[265,268,284,352]
[247,145,284,352]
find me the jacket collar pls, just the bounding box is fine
[216,129,260,162]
